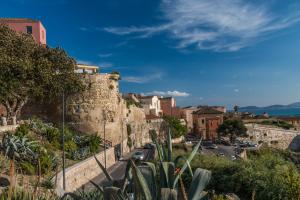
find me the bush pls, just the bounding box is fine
[15,123,31,137]
[181,147,300,200]
[88,135,101,153]
[41,178,54,189]
[20,162,36,175]
[163,116,187,138]
[71,147,90,160]
[64,140,78,153]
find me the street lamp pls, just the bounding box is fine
[62,91,66,190]
[102,110,107,169]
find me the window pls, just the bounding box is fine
[26,26,33,34]
[42,30,45,39]
[202,119,205,124]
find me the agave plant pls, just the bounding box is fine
[1,133,36,199]
[130,130,211,200]
[78,130,211,200]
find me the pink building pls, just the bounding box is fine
[0,18,46,45]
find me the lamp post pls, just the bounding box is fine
[62,91,66,190]
[102,110,107,169]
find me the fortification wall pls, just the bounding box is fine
[246,124,300,149]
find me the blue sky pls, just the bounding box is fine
[2,0,300,108]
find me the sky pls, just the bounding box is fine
[2,0,300,108]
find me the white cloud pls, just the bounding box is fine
[79,27,89,31]
[145,90,190,97]
[104,0,300,51]
[99,62,113,68]
[234,89,239,93]
[98,53,113,58]
[123,72,163,83]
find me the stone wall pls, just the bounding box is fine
[67,73,150,147]
[246,124,300,149]
[54,139,130,196]
[22,73,151,148]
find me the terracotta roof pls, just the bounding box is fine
[193,107,224,115]
[139,95,155,99]
[0,18,39,23]
[159,96,173,100]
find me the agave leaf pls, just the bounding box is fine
[61,192,84,200]
[151,134,165,162]
[167,129,172,162]
[94,155,113,181]
[161,188,178,200]
[103,186,126,200]
[89,180,104,193]
[160,162,175,189]
[130,160,152,200]
[188,168,211,200]
[173,138,202,188]
[121,159,132,192]
[174,156,193,177]
[138,162,157,200]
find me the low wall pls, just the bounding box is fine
[172,136,184,144]
[246,124,300,149]
[54,139,129,196]
[0,125,18,133]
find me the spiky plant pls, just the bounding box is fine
[1,133,36,199]
[0,189,60,200]
[81,130,211,200]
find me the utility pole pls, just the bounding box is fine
[62,91,66,190]
[102,110,107,169]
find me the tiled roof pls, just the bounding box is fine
[0,18,39,23]
[193,107,224,115]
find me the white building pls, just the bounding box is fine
[139,96,162,116]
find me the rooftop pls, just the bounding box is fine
[0,18,40,23]
[193,107,224,115]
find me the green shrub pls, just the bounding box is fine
[41,178,54,189]
[20,162,36,175]
[89,135,101,153]
[179,147,300,200]
[15,123,31,137]
[64,140,78,153]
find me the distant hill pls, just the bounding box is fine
[240,102,300,111]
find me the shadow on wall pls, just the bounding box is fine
[288,135,300,152]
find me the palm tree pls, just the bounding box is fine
[1,133,36,199]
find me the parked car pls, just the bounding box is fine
[143,143,154,149]
[205,144,218,149]
[132,151,145,160]
[231,155,237,160]
[218,152,225,157]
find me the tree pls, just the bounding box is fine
[217,119,247,143]
[163,116,187,138]
[0,25,85,123]
[233,105,239,113]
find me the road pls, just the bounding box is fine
[82,148,153,191]
[201,144,236,158]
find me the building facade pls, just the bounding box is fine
[192,107,224,140]
[139,96,162,116]
[160,97,176,116]
[182,106,198,133]
[0,18,46,44]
